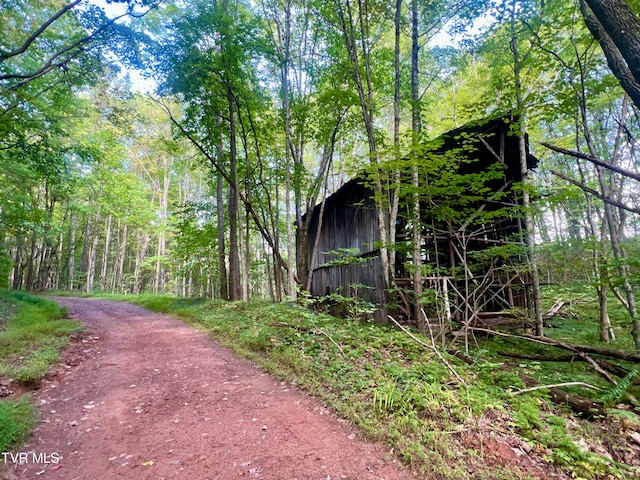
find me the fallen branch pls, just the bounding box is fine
[388,315,466,385]
[448,349,474,365]
[470,327,640,362]
[498,351,578,362]
[499,352,640,386]
[271,321,310,332]
[520,375,606,418]
[578,352,618,385]
[315,328,345,356]
[513,382,601,395]
[543,298,567,319]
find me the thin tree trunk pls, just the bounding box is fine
[336,0,391,288]
[36,242,51,292]
[578,82,637,346]
[25,232,38,291]
[511,1,544,336]
[243,208,250,301]
[85,213,101,293]
[155,157,170,294]
[216,172,229,300]
[100,214,112,291]
[282,0,297,302]
[227,89,242,301]
[133,233,150,295]
[113,223,127,293]
[411,0,424,330]
[68,213,76,290]
[11,236,25,290]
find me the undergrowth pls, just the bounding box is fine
[0,290,80,383]
[0,396,35,453]
[0,290,80,455]
[122,293,639,480]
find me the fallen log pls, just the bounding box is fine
[498,352,577,362]
[543,298,567,319]
[520,375,606,418]
[470,327,640,362]
[498,351,640,386]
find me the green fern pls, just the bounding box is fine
[600,366,640,407]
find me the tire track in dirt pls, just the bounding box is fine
[2,298,416,480]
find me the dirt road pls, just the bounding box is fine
[3,298,415,480]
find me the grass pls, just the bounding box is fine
[0,290,81,383]
[115,292,640,480]
[0,289,81,455]
[477,284,640,401]
[0,396,36,453]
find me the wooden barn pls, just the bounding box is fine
[301,117,538,324]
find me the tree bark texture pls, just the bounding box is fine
[580,0,640,109]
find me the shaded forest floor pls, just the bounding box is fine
[2,294,639,479]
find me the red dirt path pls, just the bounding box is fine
[2,298,417,480]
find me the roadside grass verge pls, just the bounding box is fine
[0,289,81,454]
[119,293,638,480]
[0,290,80,384]
[0,396,35,453]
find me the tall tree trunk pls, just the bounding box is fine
[227,88,242,301]
[577,73,637,346]
[25,233,38,291]
[336,0,391,289]
[53,231,64,290]
[154,162,170,294]
[511,1,544,336]
[85,214,101,293]
[68,213,76,290]
[79,216,92,288]
[100,214,112,291]
[113,223,127,293]
[216,172,229,300]
[243,208,250,301]
[36,242,52,291]
[133,233,150,295]
[11,236,25,290]
[580,0,640,109]
[282,0,297,302]
[411,0,425,330]
[85,213,101,293]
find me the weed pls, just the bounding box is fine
[0,396,36,453]
[0,291,80,384]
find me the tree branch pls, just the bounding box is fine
[0,0,82,62]
[513,382,601,395]
[549,169,640,215]
[542,141,640,182]
[388,314,466,385]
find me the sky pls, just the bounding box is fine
[90,0,157,93]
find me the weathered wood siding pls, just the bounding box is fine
[306,179,387,321]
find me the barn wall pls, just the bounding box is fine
[306,180,387,321]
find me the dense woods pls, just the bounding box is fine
[1,0,639,345]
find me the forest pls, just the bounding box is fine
[3,1,640,477]
[1,0,640,349]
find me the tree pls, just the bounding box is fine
[579,0,640,109]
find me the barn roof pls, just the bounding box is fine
[306,116,538,220]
